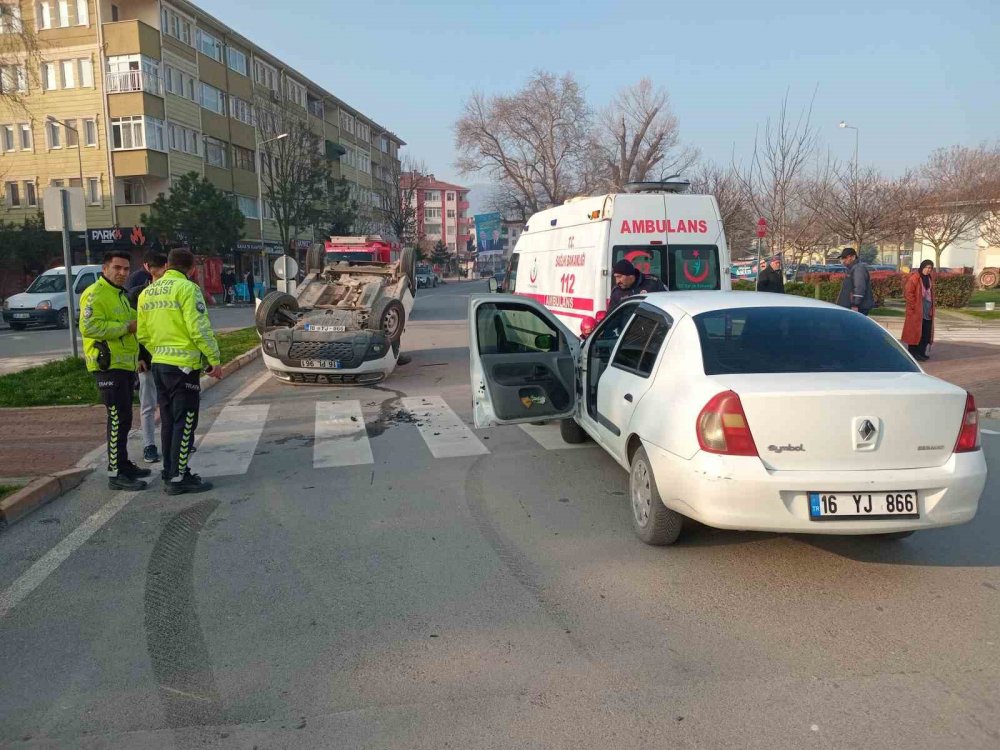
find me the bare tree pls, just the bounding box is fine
[455,71,591,214]
[382,155,428,248]
[594,79,698,191]
[733,91,821,260]
[0,5,40,115]
[689,162,755,259]
[256,96,329,255]
[909,144,1000,266]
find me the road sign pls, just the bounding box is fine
[273,255,299,280]
[43,187,87,232]
[756,218,768,238]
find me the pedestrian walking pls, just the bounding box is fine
[79,251,152,491]
[127,251,168,464]
[221,267,237,306]
[902,260,935,361]
[835,248,874,315]
[244,267,256,302]
[608,259,666,312]
[756,256,785,294]
[137,248,222,495]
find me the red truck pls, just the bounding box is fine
[322,235,395,265]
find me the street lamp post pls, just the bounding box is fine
[255,132,288,296]
[47,116,92,264]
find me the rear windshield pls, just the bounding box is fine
[612,245,720,291]
[693,307,919,375]
[26,274,69,293]
[326,251,377,264]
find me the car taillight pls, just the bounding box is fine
[696,391,758,456]
[579,316,596,337]
[954,392,981,453]
[595,310,607,323]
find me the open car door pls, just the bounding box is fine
[469,295,580,428]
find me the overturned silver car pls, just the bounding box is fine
[256,245,415,385]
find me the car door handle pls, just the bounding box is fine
[624,393,633,402]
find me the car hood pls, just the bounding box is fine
[5,292,58,308]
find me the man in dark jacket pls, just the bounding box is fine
[756,256,785,293]
[127,251,168,464]
[836,248,874,314]
[244,267,256,302]
[608,259,666,311]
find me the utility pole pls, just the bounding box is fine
[48,116,93,264]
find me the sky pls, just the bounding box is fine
[205,0,997,198]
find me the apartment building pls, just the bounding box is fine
[0,0,403,282]
[399,173,471,255]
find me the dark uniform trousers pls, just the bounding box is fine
[95,370,136,476]
[152,364,201,480]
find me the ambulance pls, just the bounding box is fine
[503,181,731,335]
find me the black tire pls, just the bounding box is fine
[370,297,406,341]
[9,322,27,331]
[871,530,915,541]
[559,417,587,444]
[400,247,416,294]
[629,445,683,545]
[254,291,299,334]
[306,243,325,274]
[56,308,69,329]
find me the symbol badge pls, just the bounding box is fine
[853,417,880,451]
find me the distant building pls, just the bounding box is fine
[399,173,471,254]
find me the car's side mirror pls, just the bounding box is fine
[488,277,499,292]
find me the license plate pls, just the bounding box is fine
[304,324,346,332]
[301,359,341,369]
[808,491,919,520]
[12,313,29,319]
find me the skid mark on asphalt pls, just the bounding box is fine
[463,455,591,661]
[144,499,226,730]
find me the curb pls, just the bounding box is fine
[0,468,93,529]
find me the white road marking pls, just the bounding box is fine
[314,401,374,468]
[229,370,271,405]
[402,396,490,458]
[519,422,594,450]
[982,429,1000,436]
[0,491,136,620]
[196,404,270,477]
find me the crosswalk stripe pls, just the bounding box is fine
[314,401,374,468]
[196,404,270,478]
[519,422,594,450]
[401,396,490,458]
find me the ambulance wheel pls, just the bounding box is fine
[629,446,683,546]
[255,292,299,333]
[370,297,405,341]
[400,248,416,295]
[559,418,587,444]
[306,243,325,274]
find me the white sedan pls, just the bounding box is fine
[468,292,987,545]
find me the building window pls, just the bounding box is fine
[0,64,26,93]
[167,121,200,156]
[200,82,226,115]
[121,177,146,205]
[379,135,389,153]
[307,96,323,119]
[0,4,23,33]
[36,0,84,29]
[425,207,441,219]
[110,4,117,21]
[196,29,223,62]
[111,115,164,151]
[254,59,278,91]
[24,180,37,206]
[226,46,248,76]
[79,57,93,87]
[204,136,228,168]
[232,145,255,172]
[236,194,259,219]
[19,122,31,150]
[447,209,455,218]
[0,123,13,151]
[424,190,440,201]
[64,117,78,147]
[229,95,253,125]
[339,110,355,135]
[285,77,306,108]
[161,4,192,45]
[446,192,455,201]
[357,122,370,143]
[87,177,100,205]
[46,119,61,148]
[83,117,96,147]
[5,181,20,207]
[163,64,196,101]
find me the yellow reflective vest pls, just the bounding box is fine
[137,269,221,370]
[79,275,139,373]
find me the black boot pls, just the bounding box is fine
[109,474,148,491]
[120,461,153,480]
[164,471,213,496]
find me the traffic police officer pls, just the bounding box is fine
[137,248,222,495]
[80,251,153,491]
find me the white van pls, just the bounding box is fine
[2,265,102,330]
[503,182,731,335]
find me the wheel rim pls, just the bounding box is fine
[383,308,400,335]
[58,310,68,327]
[631,457,652,528]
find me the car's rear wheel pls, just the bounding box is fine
[629,445,683,546]
[254,292,299,333]
[870,530,915,541]
[370,297,405,341]
[56,308,69,329]
[559,417,588,444]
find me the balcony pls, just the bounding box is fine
[458,200,470,211]
[103,20,161,60]
[105,70,162,96]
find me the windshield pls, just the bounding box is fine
[325,251,378,264]
[612,245,720,290]
[693,307,919,375]
[25,274,71,294]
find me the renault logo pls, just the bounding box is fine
[853,417,880,451]
[859,419,877,442]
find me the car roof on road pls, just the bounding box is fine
[637,290,842,317]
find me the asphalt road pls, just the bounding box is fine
[0,306,256,374]
[1,280,998,749]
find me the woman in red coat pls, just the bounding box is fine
[902,260,935,361]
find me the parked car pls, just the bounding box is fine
[416,265,438,289]
[2,265,101,330]
[256,245,415,385]
[467,291,986,546]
